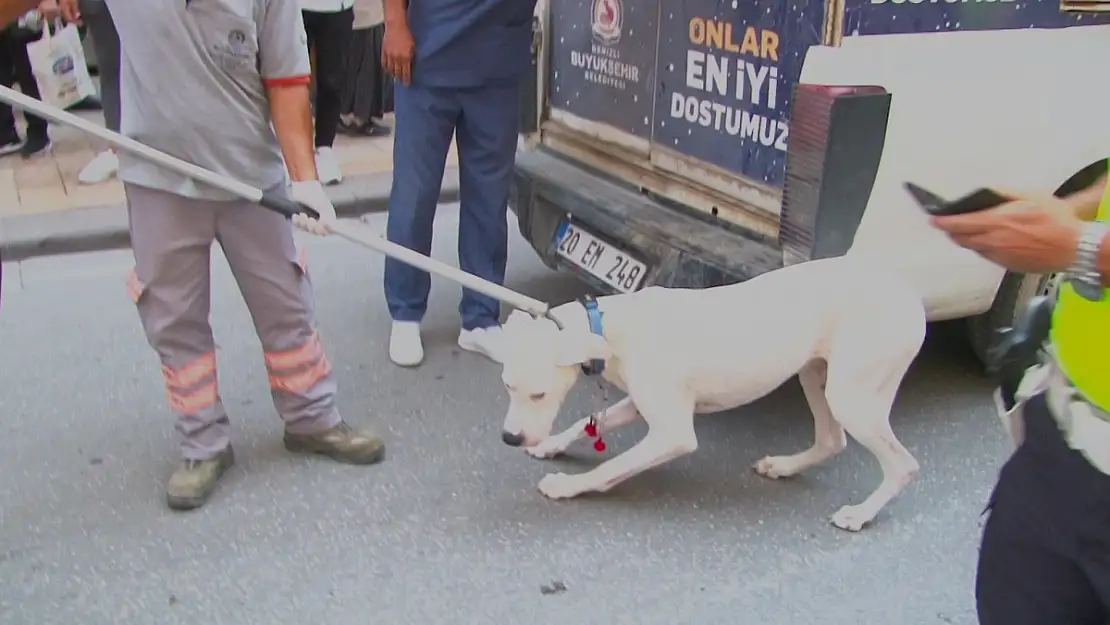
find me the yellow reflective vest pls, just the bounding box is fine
[1051,164,1110,412]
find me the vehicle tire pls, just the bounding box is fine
[966,271,1060,368]
[964,159,1101,368]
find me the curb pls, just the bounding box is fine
[0,168,461,262]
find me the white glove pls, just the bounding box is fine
[289,180,337,236]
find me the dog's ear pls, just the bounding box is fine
[555,330,611,367]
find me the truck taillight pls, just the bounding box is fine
[780,83,891,266]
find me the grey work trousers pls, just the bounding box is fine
[78,0,120,132]
[125,183,341,460]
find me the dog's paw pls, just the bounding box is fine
[752,455,801,479]
[524,439,566,460]
[537,472,585,500]
[830,504,874,532]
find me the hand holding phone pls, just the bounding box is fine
[904,182,1011,217]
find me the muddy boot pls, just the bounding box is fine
[283,422,385,465]
[165,446,235,511]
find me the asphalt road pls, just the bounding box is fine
[0,205,1006,625]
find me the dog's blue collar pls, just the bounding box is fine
[578,295,605,376]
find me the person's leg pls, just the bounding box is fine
[1081,499,1110,619]
[451,81,521,361]
[0,31,22,152]
[307,7,354,184]
[78,0,122,183]
[309,7,352,149]
[124,184,233,511]
[215,190,384,465]
[11,28,49,157]
[301,8,319,52]
[86,7,120,132]
[301,9,320,112]
[976,395,1109,625]
[299,9,319,177]
[338,22,392,140]
[383,81,458,366]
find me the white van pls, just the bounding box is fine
[509,0,1110,365]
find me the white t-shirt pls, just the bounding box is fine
[298,0,353,13]
[352,0,382,29]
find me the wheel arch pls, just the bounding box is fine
[966,157,1108,366]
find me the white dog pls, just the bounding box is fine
[498,255,926,531]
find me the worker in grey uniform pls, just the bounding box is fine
[104,0,385,510]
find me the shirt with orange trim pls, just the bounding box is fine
[107,0,311,200]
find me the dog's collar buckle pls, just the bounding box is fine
[578,295,605,377]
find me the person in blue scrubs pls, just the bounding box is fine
[380,0,535,367]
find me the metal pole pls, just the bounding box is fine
[0,84,555,318]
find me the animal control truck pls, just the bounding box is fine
[508,0,1110,365]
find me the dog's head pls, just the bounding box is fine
[499,309,611,447]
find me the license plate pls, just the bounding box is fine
[554,222,648,293]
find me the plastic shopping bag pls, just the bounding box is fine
[26,21,97,110]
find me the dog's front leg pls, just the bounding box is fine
[538,390,697,500]
[525,396,641,460]
[537,427,698,499]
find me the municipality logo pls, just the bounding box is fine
[228,29,247,53]
[591,0,622,46]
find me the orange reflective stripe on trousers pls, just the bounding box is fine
[264,332,322,370]
[161,352,219,414]
[166,380,219,414]
[161,352,216,389]
[265,332,331,393]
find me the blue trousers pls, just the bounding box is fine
[384,81,521,330]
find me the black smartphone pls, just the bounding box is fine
[904,182,1011,217]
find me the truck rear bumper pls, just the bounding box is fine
[509,147,784,292]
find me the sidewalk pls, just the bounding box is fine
[0,110,461,261]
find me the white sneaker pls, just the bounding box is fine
[315,146,343,186]
[389,321,424,367]
[78,150,119,184]
[458,326,506,364]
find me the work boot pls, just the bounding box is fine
[166,446,235,511]
[284,422,386,465]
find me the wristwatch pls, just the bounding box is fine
[1065,221,1110,302]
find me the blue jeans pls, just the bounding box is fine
[383,80,521,331]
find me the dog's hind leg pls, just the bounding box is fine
[754,359,847,479]
[525,396,641,460]
[823,348,921,532]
